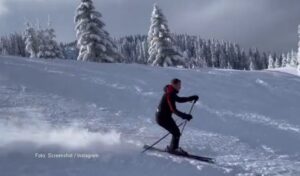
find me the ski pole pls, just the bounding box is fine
[141,121,186,153]
[142,101,196,153]
[181,101,196,134]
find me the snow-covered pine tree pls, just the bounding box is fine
[211,42,218,68]
[23,22,38,58]
[240,49,248,70]
[147,4,184,67]
[183,50,193,68]
[290,49,298,67]
[38,18,63,59]
[141,40,148,64]
[47,27,64,59]
[261,52,269,69]
[249,57,256,70]
[0,33,26,56]
[74,0,121,62]
[215,42,222,67]
[234,44,242,69]
[37,28,47,58]
[0,40,8,55]
[219,41,228,68]
[205,40,213,67]
[268,54,274,69]
[274,55,281,68]
[281,53,287,67]
[227,61,233,69]
[228,43,237,69]
[252,48,262,69]
[286,52,291,64]
[248,49,254,70]
[298,24,300,73]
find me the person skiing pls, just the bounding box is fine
[155,78,199,154]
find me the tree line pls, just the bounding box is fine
[0,0,299,71]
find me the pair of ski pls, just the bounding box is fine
[143,145,215,164]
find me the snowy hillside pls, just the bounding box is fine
[269,66,300,77]
[0,56,300,176]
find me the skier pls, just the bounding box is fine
[155,78,199,154]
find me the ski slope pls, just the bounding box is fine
[269,66,300,77]
[0,56,300,176]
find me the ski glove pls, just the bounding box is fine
[183,114,193,121]
[191,95,199,102]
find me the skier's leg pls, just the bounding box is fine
[168,119,181,150]
[157,118,180,150]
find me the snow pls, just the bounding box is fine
[0,56,300,176]
[268,66,300,77]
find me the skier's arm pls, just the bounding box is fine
[174,95,194,103]
[167,93,189,119]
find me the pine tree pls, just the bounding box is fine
[268,54,274,69]
[261,52,268,69]
[249,57,256,70]
[298,25,300,73]
[281,53,287,67]
[219,44,227,68]
[286,52,291,65]
[211,42,218,68]
[37,28,47,58]
[74,0,120,62]
[23,22,38,58]
[234,44,242,69]
[274,55,281,68]
[252,48,261,69]
[240,49,248,70]
[47,27,63,58]
[290,49,298,67]
[147,4,184,67]
[37,18,63,59]
[227,61,233,69]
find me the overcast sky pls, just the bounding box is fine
[0,0,299,53]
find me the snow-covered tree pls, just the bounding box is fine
[211,42,218,68]
[286,52,291,64]
[234,44,242,69]
[0,33,26,56]
[74,0,120,62]
[290,49,298,67]
[219,45,227,68]
[182,50,190,67]
[249,49,258,70]
[0,40,8,55]
[227,61,233,69]
[252,48,262,69]
[274,55,281,68]
[240,49,248,70]
[37,18,63,59]
[36,28,46,58]
[298,25,300,73]
[249,57,256,70]
[281,53,287,67]
[261,52,269,69]
[23,22,38,58]
[147,4,184,67]
[268,54,274,69]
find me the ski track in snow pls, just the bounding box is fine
[199,103,300,134]
[141,126,300,175]
[1,56,300,176]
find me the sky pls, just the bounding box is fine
[0,0,299,53]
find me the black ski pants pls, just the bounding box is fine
[156,112,181,150]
